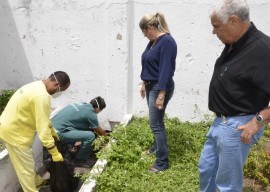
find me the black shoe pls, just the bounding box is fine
[75,159,96,168]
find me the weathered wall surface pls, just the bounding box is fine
[1,0,270,127]
[0,0,32,89]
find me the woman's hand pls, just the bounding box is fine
[156,91,166,110]
[156,98,164,110]
[140,82,146,98]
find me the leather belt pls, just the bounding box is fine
[144,80,158,86]
[215,112,255,117]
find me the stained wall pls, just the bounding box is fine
[1,0,270,127]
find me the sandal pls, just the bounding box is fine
[145,150,152,155]
[145,149,156,155]
[148,166,160,173]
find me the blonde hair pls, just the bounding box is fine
[139,12,170,33]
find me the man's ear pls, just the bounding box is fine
[229,15,240,25]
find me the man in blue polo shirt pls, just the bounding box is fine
[51,96,107,168]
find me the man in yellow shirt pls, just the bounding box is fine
[0,71,70,192]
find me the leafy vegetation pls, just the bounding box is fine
[0,87,269,191]
[90,116,270,192]
[92,117,210,192]
[0,89,16,152]
[0,89,16,115]
[244,126,270,191]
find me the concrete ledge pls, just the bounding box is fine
[0,149,19,192]
[0,136,43,192]
[0,148,8,159]
[79,114,133,192]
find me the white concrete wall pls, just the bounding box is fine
[0,150,18,192]
[0,0,270,190]
[0,0,33,89]
[1,0,270,127]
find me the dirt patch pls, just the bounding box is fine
[243,177,268,192]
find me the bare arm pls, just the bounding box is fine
[94,127,107,136]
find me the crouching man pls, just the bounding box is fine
[51,96,107,168]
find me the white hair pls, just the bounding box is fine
[211,0,250,23]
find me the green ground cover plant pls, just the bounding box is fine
[93,117,209,192]
[92,117,270,192]
[244,127,270,191]
[0,89,16,152]
[0,89,16,114]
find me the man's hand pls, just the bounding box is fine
[95,127,107,136]
[237,118,262,144]
[48,146,64,162]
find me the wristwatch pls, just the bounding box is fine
[255,113,264,124]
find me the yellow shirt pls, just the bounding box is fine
[0,81,55,149]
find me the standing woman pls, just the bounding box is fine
[139,12,177,172]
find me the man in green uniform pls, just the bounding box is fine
[51,96,107,168]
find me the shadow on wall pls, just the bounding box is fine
[0,0,33,90]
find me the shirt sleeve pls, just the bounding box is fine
[88,114,99,129]
[33,95,55,148]
[158,38,177,90]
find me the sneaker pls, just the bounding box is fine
[37,179,50,190]
[70,146,80,159]
[36,173,49,189]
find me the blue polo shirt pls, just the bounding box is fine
[141,33,177,90]
[52,102,99,133]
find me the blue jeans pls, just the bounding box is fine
[58,128,95,160]
[198,115,264,192]
[145,81,174,170]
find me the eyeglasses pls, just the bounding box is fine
[53,73,61,92]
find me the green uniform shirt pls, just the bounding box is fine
[52,103,99,133]
[0,81,55,149]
